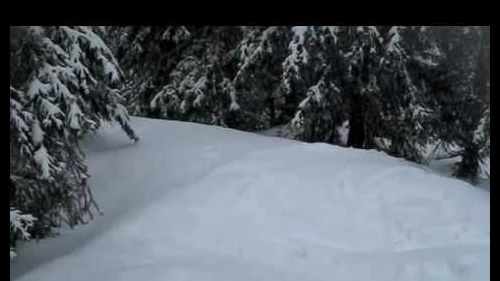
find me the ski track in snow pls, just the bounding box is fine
[11,117,489,281]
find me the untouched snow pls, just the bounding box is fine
[11,117,489,281]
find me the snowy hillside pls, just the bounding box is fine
[11,117,489,281]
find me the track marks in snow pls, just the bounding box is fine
[11,118,489,281]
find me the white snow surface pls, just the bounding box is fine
[11,117,489,281]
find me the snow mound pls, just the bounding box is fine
[11,117,489,281]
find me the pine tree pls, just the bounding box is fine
[287,26,346,143]
[10,26,138,257]
[114,26,192,117]
[147,27,242,126]
[109,25,489,181]
[428,26,490,181]
[337,26,385,149]
[377,26,436,163]
[231,26,290,129]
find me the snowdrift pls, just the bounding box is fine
[11,117,489,281]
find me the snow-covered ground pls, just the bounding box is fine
[261,125,490,189]
[11,117,489,281]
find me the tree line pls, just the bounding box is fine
[10,26,489,258]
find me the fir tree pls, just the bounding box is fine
[338,26,384,149]
[428,26,490,181]
[109,25,489,181]
[377,26,435,163]
[148,27,242,126]
[287,26,346,143]
[115,26,192,117]
[10,26,138,257]
[231,26,290,129]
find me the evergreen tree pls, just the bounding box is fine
[287,26,346,143]
[338,26,384,149]
[109,25,489,181]
[231,26,290,129]
[428,26,490,181]
[115,26,192,117]
[377,26,436,163]
[148,27,242,126]
[10,26,138,257]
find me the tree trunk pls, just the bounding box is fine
[347,94,365,148]
[456,143,480,182]
[267,95,276,126]
[473,27,490,104]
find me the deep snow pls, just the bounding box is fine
[11,117,489,281]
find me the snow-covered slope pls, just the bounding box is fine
[11,117,490,281]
